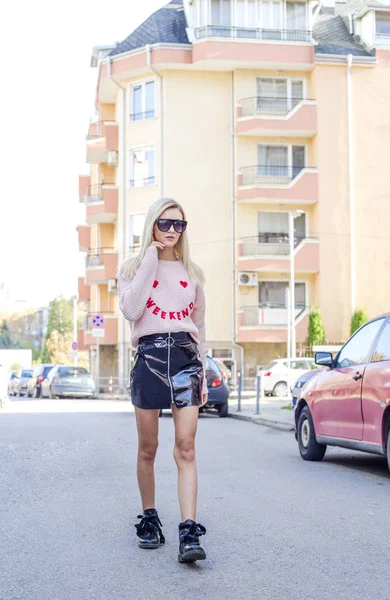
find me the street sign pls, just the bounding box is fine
[72,342,78,351]
[92,329,105,338]
[92,314,104,328]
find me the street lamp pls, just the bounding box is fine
[288,210,304,360]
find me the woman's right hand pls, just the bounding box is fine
[149,240,165,251]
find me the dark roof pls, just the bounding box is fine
[110,1,189,57]
[313,14,375,56]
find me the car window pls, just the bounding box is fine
[372,320,390,363]
[336,319,385,368]
[290,360,309,370]
[43,366,54,377]
[264,360,278,370]
[206,357,221,380]
[58,367,89,376]
[21,369,33,377]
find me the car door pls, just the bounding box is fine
[313,318,386,440]
[42,367,55,397]
[361,319,390,446]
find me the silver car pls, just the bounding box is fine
[41,366,95,399]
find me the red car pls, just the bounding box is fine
[295,314,390,472]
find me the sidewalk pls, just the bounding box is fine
[227,393,295,431]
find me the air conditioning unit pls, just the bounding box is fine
[108,279,117,293]
[108,150,118,166]
[238,272,258,287]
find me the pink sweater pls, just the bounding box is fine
[118,245,207,394]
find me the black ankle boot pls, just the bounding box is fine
[178,519,207,563]
[135,509,165,549]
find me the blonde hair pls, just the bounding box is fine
[118,198,205,285]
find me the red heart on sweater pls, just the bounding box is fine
[153,280,159,288]
[180,281,188,288]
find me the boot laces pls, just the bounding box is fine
[181,522,206,543]
[135,513,165,544]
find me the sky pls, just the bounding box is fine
[1,0,168,310]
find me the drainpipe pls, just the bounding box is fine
[230,72,244,389]
[108,56,127,392]
[146,45,163,195]
[346,53,355,315]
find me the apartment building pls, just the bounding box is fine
[77,0,390,387]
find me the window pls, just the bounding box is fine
[376,13,390,35]
[336,319,385,368]
[290,360,311,370]
[128,214,146,253]
[258,211,306,244]
[372,321,390,363]
[256,78,304,114]
[130,81,155,121]
[258,281,305,310]
[286,1,306,30]
[211,0,232,25]
[129,148,156,187]
[260,1,282,29]
[257,144,306,179]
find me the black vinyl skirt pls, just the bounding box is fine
[130,332,203,410]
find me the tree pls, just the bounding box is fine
[306,307,325,346]
[45,331,74,365]
[350,309,367,336]
[0,320,17,349]
[41,298,74,363]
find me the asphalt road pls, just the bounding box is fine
[1,398,389,600]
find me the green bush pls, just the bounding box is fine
[350,310,367,336]
[306,306,325,346]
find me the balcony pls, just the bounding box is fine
[85,248,118,284]
[86,121,118,164]
[236,98,317,137]
[237,165,318,204]
[237,236,319,273]
[84,184,118,225]
[192,26,314,68]
[82,313,118,346]
[79,175,90,202]
[376,33,390,46]
[78,276,90,301]
[77,225,91,252]
[237,304,309,344]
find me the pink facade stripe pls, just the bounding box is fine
[86,188,118,219]
[237,314,309,343]
[86,253,118,283]
[236,103,317,135]
[78,277,90,301]
[77,226,91,251]
[79,175,90,198]
[237,241,319,273]
[237,171,319,203]
[193,41,314,65]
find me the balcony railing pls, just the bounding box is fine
[241,303,306,326]
[240,165,315,186]
[87,121,115,140]
[86,247,115,268]
[85,184,103,203]
[239,97,313,118]
[376,33,390,46]
[194,26,312,42]
[129,176,156,188]
[130,110,156,121]
[240,234,310,256]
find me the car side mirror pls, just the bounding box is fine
[315,352,333,367]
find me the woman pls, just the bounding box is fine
[118,198,208,564]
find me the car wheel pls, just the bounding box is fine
[273,382,288,397]
[297,406,326,461]
[218,402,228,418]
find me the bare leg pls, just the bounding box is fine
[134,406,160,510]
[171,404,200,522]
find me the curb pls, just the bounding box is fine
[228,412,294,432]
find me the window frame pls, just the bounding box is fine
[128,212,147,254]
[129,146,157,188]
[371,318,390,363]
[334,318,387,369]
[128,80,156,122]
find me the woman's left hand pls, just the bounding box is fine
[200,393,208,407]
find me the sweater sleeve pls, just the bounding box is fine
[118,246,158,322]
[192,282,208,395]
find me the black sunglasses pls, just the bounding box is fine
[156,218,187,234]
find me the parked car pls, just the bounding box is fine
[7,370,19,396]
[27,364,55,398]
[159,355,230,418]
[291,369,323,409]
[213,359,232,387]
[41,366,95,399]
[294,314,390,472]
[258,358,318,397]
[17,369,34,396]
